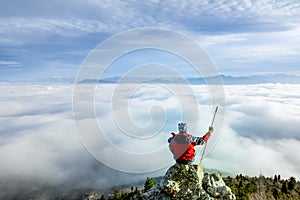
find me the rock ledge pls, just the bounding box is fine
[143,164,236,200]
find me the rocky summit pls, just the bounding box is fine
[143,164,236,200]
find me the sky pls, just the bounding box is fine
[1,0,300,81]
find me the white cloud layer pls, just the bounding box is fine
[0,83,300,198]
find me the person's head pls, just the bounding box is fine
[178,122,187,133]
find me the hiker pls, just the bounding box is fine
[168,122,213,164]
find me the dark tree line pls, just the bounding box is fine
[224,174,300,200]
[92,175,299,200]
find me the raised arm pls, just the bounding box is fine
[187,126,214,145]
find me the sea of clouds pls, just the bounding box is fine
[0,83,300,198]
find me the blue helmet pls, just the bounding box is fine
[178,122,187,132]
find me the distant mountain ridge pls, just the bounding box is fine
[3,73,299,84]
[79,74,300,85]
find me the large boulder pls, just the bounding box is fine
[202,173,236,200]
[142,164,236,200]
[161,164,204,198]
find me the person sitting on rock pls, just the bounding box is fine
[168,122,213,164]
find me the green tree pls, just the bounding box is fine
[100,194,105,200]
[226,176,234,187]
[274,175,278,183]
[113,188,122,200]
[144,177,155,192]
[288,177,296,190]
[245,181,257,193]
[236,180,249,200]
[272,188,279,200]
[281,181,288,194]
[134,187,139,194]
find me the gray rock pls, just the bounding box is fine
[142,164,236,200]
[82,191,103,200]
[202,173,236,200]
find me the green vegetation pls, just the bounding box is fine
[143,177,156,192]
[224,174,300,200]
[89,175,300,200]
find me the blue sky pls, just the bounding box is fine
[1,0,300,81]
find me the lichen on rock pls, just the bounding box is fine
[161,164,204,198]
[202,173,236,200]
[142,164,236,200]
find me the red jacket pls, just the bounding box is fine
[168,132,209,162]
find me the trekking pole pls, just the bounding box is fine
[200,106,218,164]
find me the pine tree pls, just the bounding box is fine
[245,181,257,193]
[281,181,288,194]
[144,177,155,192]
[113,188,122,200]
[134,187,138,194]
[274,175,278,183]
[272,188,279,200]
[288,177,296,190]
